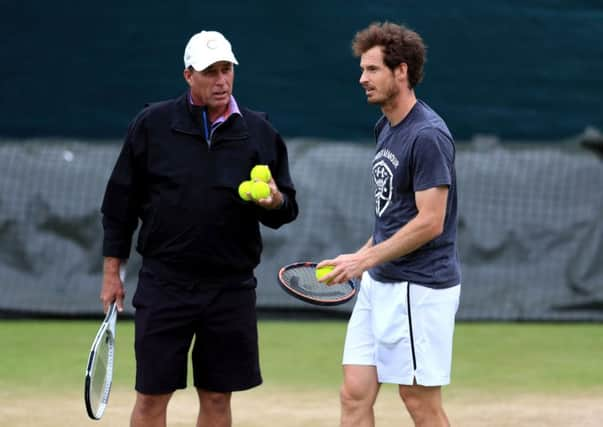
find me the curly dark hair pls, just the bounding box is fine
[352,22,426,88]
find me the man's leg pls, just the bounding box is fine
[399,384,450,427]
[130,391,172,427]
[196,388,232,427]
[340,365,380,427]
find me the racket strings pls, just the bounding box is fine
[88,331,114,417]
[281,266,353,299]
[85,303,117,420]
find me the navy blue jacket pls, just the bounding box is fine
[101,92,298,285]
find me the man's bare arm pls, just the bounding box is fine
[100,256,126,313]
[318,186,449,284]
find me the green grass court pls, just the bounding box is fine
[1,319,602,426]
[1,320,601,394]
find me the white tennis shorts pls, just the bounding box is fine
[342,272,461,386]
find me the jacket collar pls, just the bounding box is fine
[171,92,249,140]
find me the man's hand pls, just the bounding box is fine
[100,257,126,313]
[254,178,285,210]
[316,251,371,285]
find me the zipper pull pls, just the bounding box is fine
[202,108,210,146]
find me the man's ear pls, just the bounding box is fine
[183,68,193,85]
[395,63,408,82]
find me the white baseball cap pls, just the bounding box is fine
[184,31,239,71]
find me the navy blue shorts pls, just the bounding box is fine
[131,267,262,394]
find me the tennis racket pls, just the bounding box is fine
[84,266,126,419]
[84,301,117,419]
[277,262,357,306]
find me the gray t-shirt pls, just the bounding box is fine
[368,100,461,288]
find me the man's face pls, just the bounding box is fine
[185,61,234,111]
[358,46,400,105]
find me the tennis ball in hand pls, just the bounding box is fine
[251,181,271,200]
[238,180,253,201]
[250,165,271,182]
[315,266,335,282]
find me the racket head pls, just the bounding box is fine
[277,262,356,306]
[84,303,117,420]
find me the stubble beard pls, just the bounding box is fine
[368,82,400,108]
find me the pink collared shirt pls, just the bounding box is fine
[188,93,242,142]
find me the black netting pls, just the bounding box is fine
[0,138,601,320]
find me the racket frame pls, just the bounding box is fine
[84,302,117,420]
[277,261,356,306]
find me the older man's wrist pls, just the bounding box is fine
[274,192,286,209]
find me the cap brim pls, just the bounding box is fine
[189,54,239,71]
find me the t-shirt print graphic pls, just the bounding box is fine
[373,160,393,217]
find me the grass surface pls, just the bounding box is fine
[0,320,601,396]
[451,322,603,394]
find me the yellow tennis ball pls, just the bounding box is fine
[238,180,253,201]
[251,181,271,200]
[250,165,271,182]
[315,266,335,282]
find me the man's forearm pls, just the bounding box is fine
[103,257,123,277]
[358,236,374,252]
[363,215,441,269]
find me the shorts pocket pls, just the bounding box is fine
[132,268,157,309]
[371,283,408,345]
